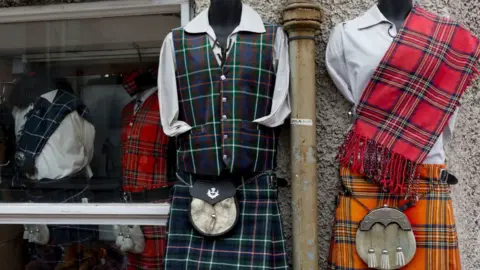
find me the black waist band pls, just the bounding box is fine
[17,168,89,190]
[123,186,171,203]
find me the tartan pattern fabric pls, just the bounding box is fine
[123,67,159,97]
[164,171,289,269]
[328,165,460,270]
[20,185,98,269]
[121,90,170,192]
[338,6,480,195]
[14,90,90,182]
[172,24,280,176]
[126,200,167,270]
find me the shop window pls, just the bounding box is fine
[0,0,190,268]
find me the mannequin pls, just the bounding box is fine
[208,0,242,48]
[119,67,171,270]
[326,3,480,269]
[377,0,413,30]
[160,2,290,269]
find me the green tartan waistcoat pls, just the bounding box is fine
[172,24,281,176]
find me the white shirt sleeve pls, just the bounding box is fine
[325,24,355,104]
[158,32,192,137]
[253,27,291,127]
[34,111,95,180]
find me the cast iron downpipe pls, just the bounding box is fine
[283,1,322,269]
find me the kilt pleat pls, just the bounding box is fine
[328,165,461,270]
[164,171,288,270]
[126,224,166,270]
[126,199,168,270]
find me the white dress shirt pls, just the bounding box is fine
[134,87,157,113]
[158,4,290,137]
[326,5,457,164]
[12,90,95,180]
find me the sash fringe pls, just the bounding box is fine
[338,130,419,195]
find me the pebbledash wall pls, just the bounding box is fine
[0,0,479,268]
[193,0,480,269]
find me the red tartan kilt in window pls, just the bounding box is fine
[121,92,170,191]
[121,92,169,269]
[126,200,168,270]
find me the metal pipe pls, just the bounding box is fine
[283,1,322,269]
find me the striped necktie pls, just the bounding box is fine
[134,99,142,114]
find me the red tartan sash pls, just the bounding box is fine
[121,91,170,192]
[338,6,480,195]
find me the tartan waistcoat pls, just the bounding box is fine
[14,90,90,184]
[172,24,280,176]
[121,91,170,192]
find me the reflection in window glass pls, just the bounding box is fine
[0,14,179,203]
[0,13,179,270]
[0,223,165,269]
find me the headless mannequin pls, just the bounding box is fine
[208,0,242,49]
[377,0,413,30]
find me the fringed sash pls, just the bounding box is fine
[338,6,480,196]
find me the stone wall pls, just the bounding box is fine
[192,0,480,269]
[0,0,478,268]
[0,0,104,7]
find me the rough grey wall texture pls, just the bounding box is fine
[0,0,106,8]
[192,0,480,269]
[1,0,478,268]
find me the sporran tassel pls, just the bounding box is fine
[368,248,377,268]
[396,246,406,267]
[381,249,390,269]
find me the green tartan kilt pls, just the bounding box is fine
[164,171,289,270]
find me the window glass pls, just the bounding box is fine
[0,14,179,203]
[0,223,165,269]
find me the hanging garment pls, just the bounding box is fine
[163,5,289,176]
[335,5,480,196]
[325,5,478,269]
[14,89,92,184]
[11,89,96,269]
[161,4,289,268]
[171,22,281,175]
[328,165,460,270]
[121,87,170,270]
[164,171,288,270]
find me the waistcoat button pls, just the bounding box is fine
[222,97,227,102]
[220,75,226,81]
[222,115,227,120]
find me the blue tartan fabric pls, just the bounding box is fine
[14,90,90,182]
[172,24,280,176]
[19,184,98,269]
[164,171,289,269]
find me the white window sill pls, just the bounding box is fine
[0,203,170,226]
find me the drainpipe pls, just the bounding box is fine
[283,1,322,269]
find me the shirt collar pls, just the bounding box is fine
[357,5,391,30]
[41,89,58,103]
[136,87,156,103]
[184,4,266,37]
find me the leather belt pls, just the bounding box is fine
[18,168,89,190]
[190,171,288,188]
[122,186,171,203]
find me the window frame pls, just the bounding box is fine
[0,0,191,225]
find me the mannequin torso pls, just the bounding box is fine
[208,0,242,49]
[377,0,413,30]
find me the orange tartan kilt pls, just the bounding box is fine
[328,165,461,270]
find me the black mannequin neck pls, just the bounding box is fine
[378,0,413,30]
[208,0,242,48]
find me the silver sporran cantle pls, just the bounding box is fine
[356,206,416,269]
